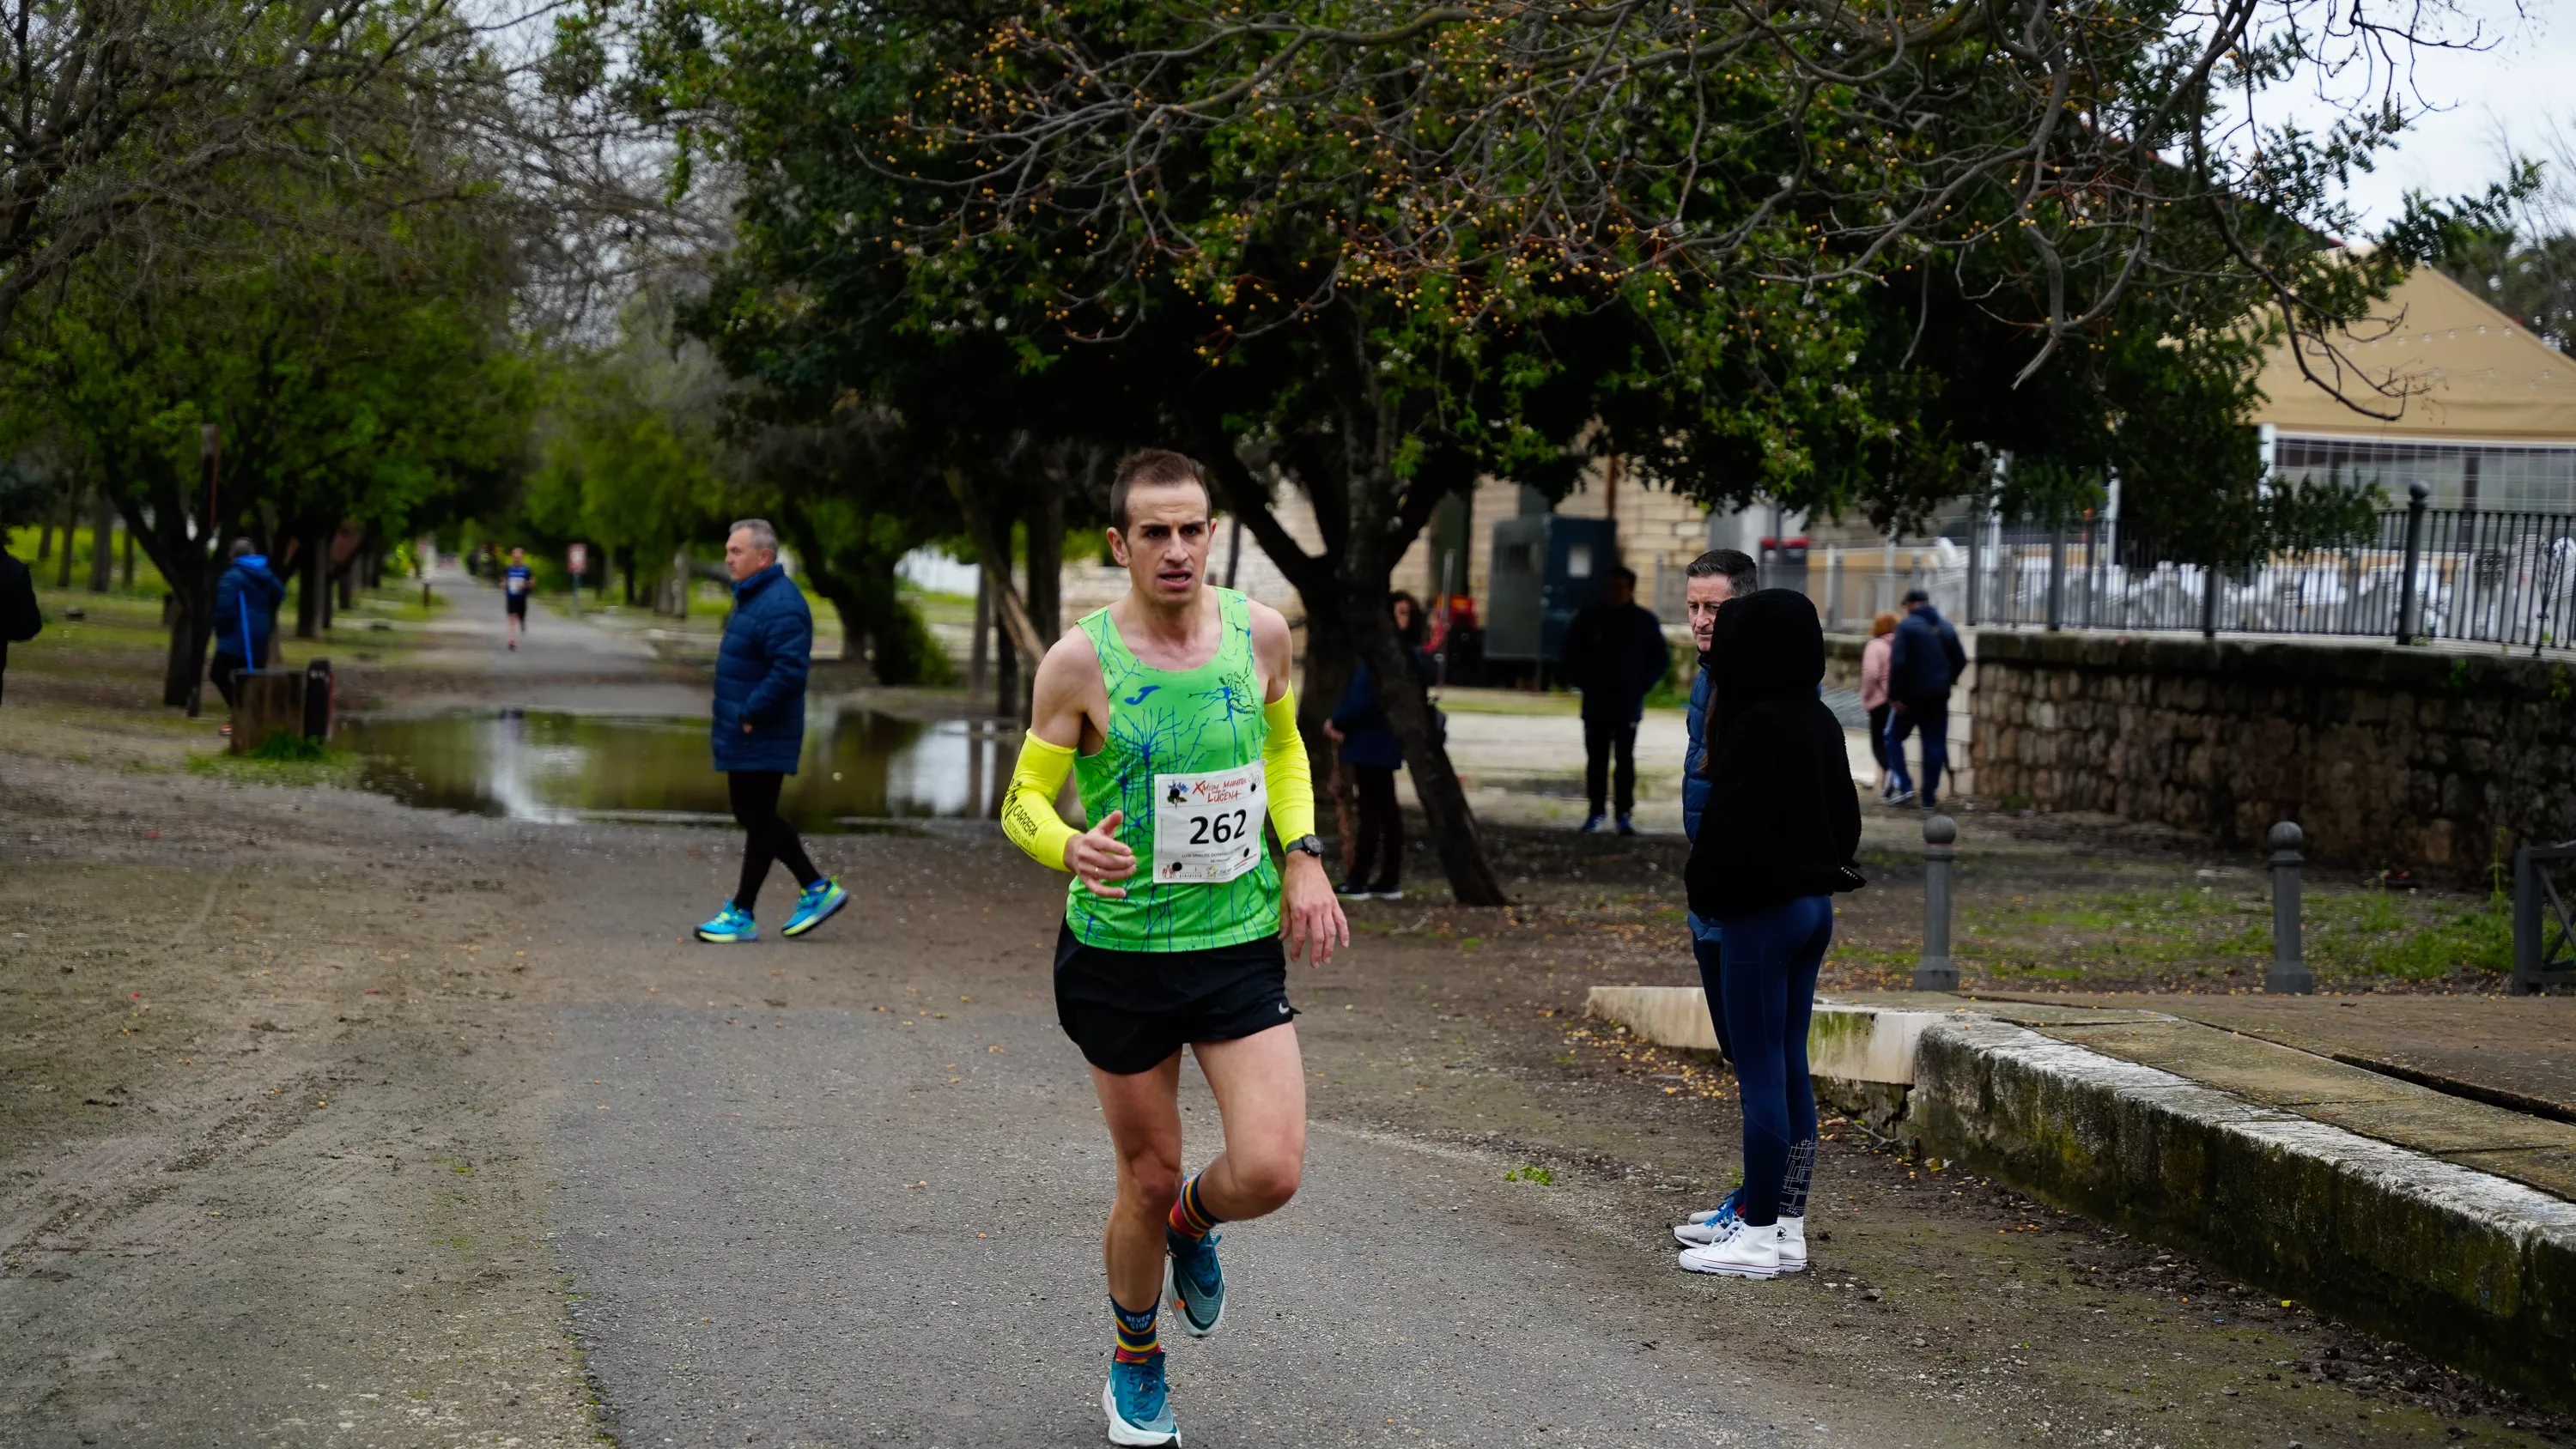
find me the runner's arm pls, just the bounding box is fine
[1259,688,1316,842]
[1001,736,1079,870]
[1008,630,1133,894]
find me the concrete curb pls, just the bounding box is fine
[1912,1014,2576,1410]
[1583,984,2576,1407]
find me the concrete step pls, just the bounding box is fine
[1583,983,2576,1410]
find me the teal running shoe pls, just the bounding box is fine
[1164,1228,1224,1337]
[1102,1354,1178,1446]
[693,902,758,943]
[781,878,849,938]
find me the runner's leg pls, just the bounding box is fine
[1187,1022,1307,1222]
[1091,1054,1188,1315]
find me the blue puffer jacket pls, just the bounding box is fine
[211,555,284,665]
[711,562,811,773]
[1888,603,1967,701]
[1682,655,1713,842]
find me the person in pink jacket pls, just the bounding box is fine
[1858,611,1899,801]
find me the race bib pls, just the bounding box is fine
[1151,761,1267,884]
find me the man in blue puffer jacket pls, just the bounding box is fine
[694,519,848,944]
[209,539,284,711]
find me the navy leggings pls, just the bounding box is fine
[1718,894,1833,1228]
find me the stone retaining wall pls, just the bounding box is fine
[1970,631,2576,884]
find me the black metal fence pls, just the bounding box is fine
[1964,503,2576,652]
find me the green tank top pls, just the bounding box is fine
[1066,588,1280,952]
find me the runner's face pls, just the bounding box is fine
[1109,482,1214,605]
[1686,573,1733,652]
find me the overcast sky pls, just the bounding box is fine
[2270,0,2573,232]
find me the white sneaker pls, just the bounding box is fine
[1773,1216,1807,1272]
[1677,1219,1780,1278]
[1671,1189,1742,1247]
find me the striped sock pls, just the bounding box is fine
[1166,1173,1220,1240]
[1112,1295,1160,1363]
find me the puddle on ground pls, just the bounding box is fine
[340,708,1016,830]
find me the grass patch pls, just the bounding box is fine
[187,732,362,789]
[1954,880,2515,985]
[1504,1164,1556,1185]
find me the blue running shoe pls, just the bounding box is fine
[1164,1228,1224,1337]
[781,878,848,938]
[1673,1185,1743,1246]
[1103,1354,1178,1446]
[694,902,758,943]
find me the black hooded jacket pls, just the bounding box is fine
[1684,589,1862,921]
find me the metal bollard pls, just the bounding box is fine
[1916,815,1960,991]
[2267,821,2312,994]
[2396,480,2430,646]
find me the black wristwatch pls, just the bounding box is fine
[1283,834,1326,860]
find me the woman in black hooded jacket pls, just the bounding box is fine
[1678,588,1862,1279]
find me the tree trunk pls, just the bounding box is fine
[969,567,990,700]
[121,519,135,587]
[54,490,75,586]
[621,546,637,606]
[88,488,113,592]
[296,527,325,638]
[35,506,51,561]
[162,592,208,708]
[942,467,1044,688]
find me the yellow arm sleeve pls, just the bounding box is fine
[1001,732,1080,871]
[1261,688,1317,842]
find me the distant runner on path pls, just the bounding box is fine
[503,548,532,652]
[1000,449,1346,1447]
[691,519,848,945]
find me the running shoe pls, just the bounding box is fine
[1579,812,1607,834]
[693,903,758,943]
[1165,1228,1225,1336]
[1370,886,1406,901]
[1103,1354,1178,1446]
[1677,1216,1781,1278]
[1334,881,1373,900]
[1615,813,1637,836]
[1673,1185,1743,1246]
[1886,788,1916,807]
[781,878,849,937]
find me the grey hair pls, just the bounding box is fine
[1685,548,1757,597]
[728,518,779,555]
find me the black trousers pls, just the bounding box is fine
[1865,704,1891,769]
[1346,764,1403,890]
[729,770,819,913]
[210,652,249,709]
[1582,713,1638,816]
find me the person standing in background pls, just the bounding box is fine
[208,538,283,712]
[502,547,532,651]
[1884,587,1967,811]
[1678,589,1862,1279]
[1859,611,1899,802]
[0,534,40,705]
[693,519,848,944]
[1323,591,1435,901]
[1667,548,1764,1252]
[1561,565,1670,835]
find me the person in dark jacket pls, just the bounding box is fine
[1667,548,1759,1251]
[1561,565,1671,834]
[694,519,847,944]
[208,539,285,709]
[1325,591,1434,900]
[1883,587,1969,809]
[1678,588,1861,1281]
[0,538,40,706]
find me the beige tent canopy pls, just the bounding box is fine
[2255,267,2576,512]
[2257,266,2576,440]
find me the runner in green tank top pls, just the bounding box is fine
[1000,450,1347,1447]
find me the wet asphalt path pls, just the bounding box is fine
[539,997,1842,1449]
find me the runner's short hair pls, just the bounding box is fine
[228,537,256,559]
[1686,548,1757,597]
[729,518,779,555]
[1109,450,1210,530]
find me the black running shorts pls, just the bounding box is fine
[1054,923,1297,1076]
[505,594,529,617]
